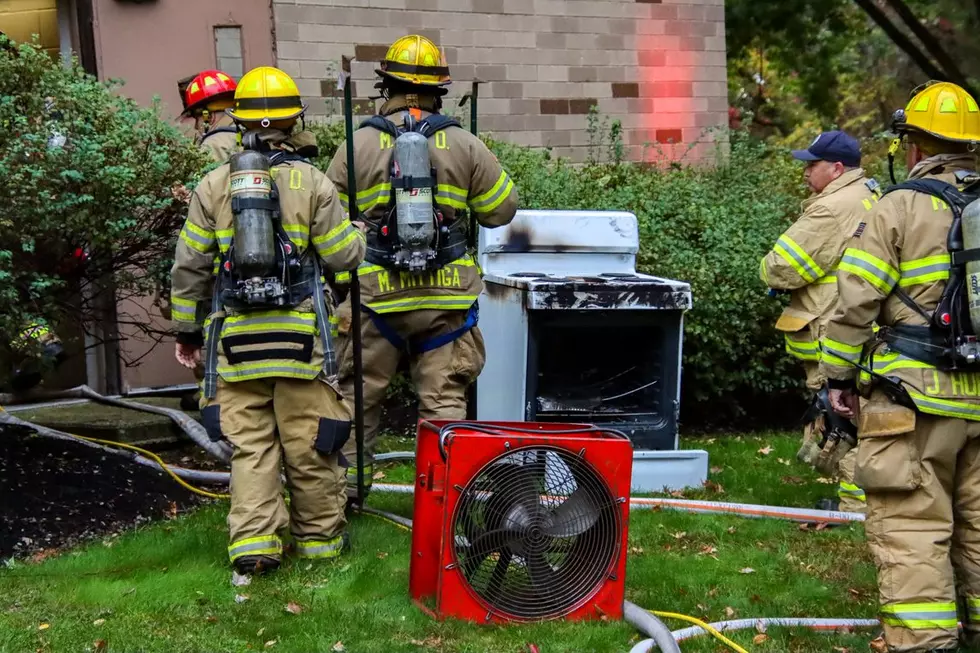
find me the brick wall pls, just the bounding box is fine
[273,0,727,164]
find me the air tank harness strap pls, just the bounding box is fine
[362,301,478,356]
[879,324,949,369]
[202,257,336,400]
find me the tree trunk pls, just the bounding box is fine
[853,0,947,81]
[883,0,977,98]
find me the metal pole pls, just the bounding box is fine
[466,79,481,421]
[339,56,366,508]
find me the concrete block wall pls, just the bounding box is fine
[273,0,728,163]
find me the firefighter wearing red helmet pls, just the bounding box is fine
[181,69,240,163]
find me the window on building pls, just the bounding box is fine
[214,26,243,79]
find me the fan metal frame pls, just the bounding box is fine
[409,419,634,625]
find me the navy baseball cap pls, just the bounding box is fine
[791,130,862,167]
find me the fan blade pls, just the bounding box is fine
[483,462,545,520]
[461,527,525,575]
[525,549,559,596]
[542,487,600,538]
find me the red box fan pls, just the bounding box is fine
[409,420,634,624]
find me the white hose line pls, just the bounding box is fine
[629,618,881,653]
[371,483,864,524]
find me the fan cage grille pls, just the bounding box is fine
[449,444,623,621]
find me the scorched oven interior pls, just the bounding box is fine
[527,312,678,450]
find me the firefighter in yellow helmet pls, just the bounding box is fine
[170,66,365,575]
[823,81,980,652]
[326,35,518,502]
[761,130,878,516]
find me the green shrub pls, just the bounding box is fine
[0,37,209,380]
[310,115,812,425]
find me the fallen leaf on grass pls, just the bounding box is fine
[697,545,718,559]
[257,628,266,637]
[777,457,792,466]
[710,466,724,474]
[672,531,687,540]
[527,645,540,653]
[755,620,768,634]
[702,480,725,494]
[372,471,386,480]
[816,477,835,484]
[799,523,811,531]
[629,546,644,555]
[332,642,346,652]
[94,640,107,651]
[285,602,302,615]
[869,636,888,652]
[727,526,737,534]
[816,522,829,531]
[38,623,49,631]
[206,616,218,623]
[753,633,769,644]
[235,594,250,604]
[165,501,178,519]
[265,640,277,649]
[232,571,252,587]
[669,490,685,498]
[758,446,773,456]
[739,567,755,574]
[93,619,106,626]
[724,606,736,618]
[833,647,851,653]
[30,549,58,564]
[707,587,719,598]
[122,588,136,596]
[377,552,389,559]
[781,476,804,485]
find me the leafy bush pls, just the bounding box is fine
[0,37,209,379]
[309,115,811,425]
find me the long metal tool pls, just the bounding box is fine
[463,79,481,420]
[338,56,366,508]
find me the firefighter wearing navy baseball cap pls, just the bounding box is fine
[760,130,882,516]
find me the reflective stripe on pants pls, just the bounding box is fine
[228,535,282,562]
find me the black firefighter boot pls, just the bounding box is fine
[234,554,281,576]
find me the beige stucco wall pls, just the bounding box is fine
[89,0,275,390]
[0,0,59,58]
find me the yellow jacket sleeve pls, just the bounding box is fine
[310,170,365,273]
[761,205,843,290]
[169,182,218,335]
[819,197,904,381]
[466,140,518,228]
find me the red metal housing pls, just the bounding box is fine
[409,419,633,624]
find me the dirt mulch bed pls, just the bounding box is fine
[0,426,210,560]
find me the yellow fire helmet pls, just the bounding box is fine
[892,81,980,144]
[376,34,451,87]
[227,66,307,124]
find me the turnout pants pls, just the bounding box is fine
[209,376,351,564]
[857,392,980,651]
[337,307,486,496]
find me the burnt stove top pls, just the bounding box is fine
[483,271,692,311]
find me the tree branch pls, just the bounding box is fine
[883,0,977,98]
[853,0,946,81]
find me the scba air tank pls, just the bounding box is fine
[228,150,276,279]
[962,197,980,334]
[392,130,437,271]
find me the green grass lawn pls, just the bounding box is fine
[0,432,881,653]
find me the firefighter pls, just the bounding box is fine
[8,319,66,394]
[170,66,365,575]
[180,69,240,163]
[326,34,518,501]
[761,130,878,516]
[823,81,980,652]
